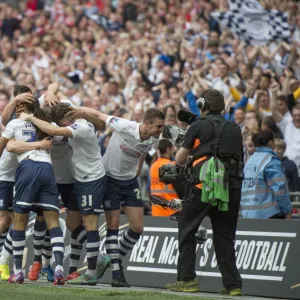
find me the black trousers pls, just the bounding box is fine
[177,187,242,290]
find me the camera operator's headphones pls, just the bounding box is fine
[197,97,206,111]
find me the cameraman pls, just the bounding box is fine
[166,89,243,296]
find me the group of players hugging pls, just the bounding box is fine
[0,83,165,286]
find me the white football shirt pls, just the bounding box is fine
[102,116,156,180]
[0,149,18,182]
[2,119,52,164]
[67,119,105,182]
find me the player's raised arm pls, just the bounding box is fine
[2,93,35,126]
[0,118,16,156]
[43,83,61,107]
[6,138,53,154]
[0,136,9,157]
[66,107,106,131]
[19,113,73,138]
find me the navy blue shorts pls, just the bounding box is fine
[74,175,107,215]
[0,181,14,212]
[103,176,143,211]
[57,183,78,211]
[14,160,59,214]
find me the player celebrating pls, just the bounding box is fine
[19,103,109,285]
[0,96,65,285]
[68,107,165,287]
[0,86,82,282]
[0,86,58,281]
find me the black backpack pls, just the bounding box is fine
[191,117,243,184]
[207,118,242,163]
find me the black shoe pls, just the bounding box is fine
[119,265,130,287]
[111,278,130,287]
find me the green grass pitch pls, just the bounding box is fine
[0,283,217,300]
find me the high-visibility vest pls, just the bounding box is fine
[241,147,291,219]
[150,157,179,216]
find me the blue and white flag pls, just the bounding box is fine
[229,0,264,12]
[212,0,290,45]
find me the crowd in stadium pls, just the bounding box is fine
[0,1,300,195]
[0,0,299,288]
[0,1,299,195]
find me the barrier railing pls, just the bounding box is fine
[290,191,300,200]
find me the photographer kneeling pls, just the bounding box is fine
[166,89,243,296]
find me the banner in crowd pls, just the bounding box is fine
[212,0,290,45]
[22,214,300,299]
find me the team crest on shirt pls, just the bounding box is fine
[0,199,3,206]
[120,144,141,158]
[70,124,79,130]
[22,130,36,142]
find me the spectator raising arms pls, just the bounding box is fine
[0,0,299,213]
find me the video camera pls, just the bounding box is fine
[162,125,186,149]
[160,110,200,184]
[162,110,199,149]
[158,163,193,184]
